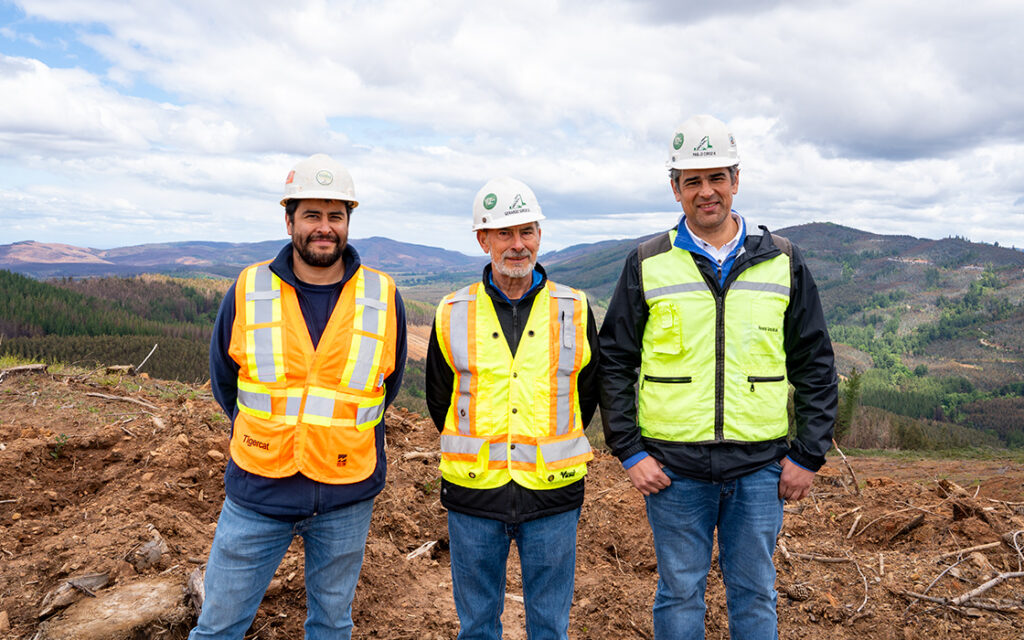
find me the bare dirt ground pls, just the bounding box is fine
[1,366,1023,639]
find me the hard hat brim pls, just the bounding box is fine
[666,156,740,170]
[472,211,546,231]
[280,191,359,208]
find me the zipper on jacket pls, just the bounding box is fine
[642,375,693,386]
[714,290,726,441]
[748,375,785,391]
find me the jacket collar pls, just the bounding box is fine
[481,262,548,306]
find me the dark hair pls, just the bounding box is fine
[670,164,739,186]
[284,198,350,222]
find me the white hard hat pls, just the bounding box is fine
[666,115,739,170]
[472,177,546,231]
[280,153,359,209]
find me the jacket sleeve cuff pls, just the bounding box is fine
[786,448,824,473]
[621,451,649,470]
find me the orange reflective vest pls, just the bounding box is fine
[435,280,593,491]
[227,260,398,484]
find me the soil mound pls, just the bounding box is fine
[1,367,1022,638]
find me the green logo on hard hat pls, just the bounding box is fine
[694,136,713,152]
[673,133,684,150]
[509,194,527,210]
[483,193,497,210]
[315,170,333,186]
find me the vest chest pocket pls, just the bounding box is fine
[648,302,683,354]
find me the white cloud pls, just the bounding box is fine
[1,0,1023,253]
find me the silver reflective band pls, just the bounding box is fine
[252,327,278,382]
[511,443,537,464]
[238,388,271,414]
[489,442,509,462]
[304,394,335,420]
[356,297,387,310]
[356,401,384,426]
[551,284,579,436]
[541,435,591,464]
[441,433,487,455]
[730,281,790,296]
[644,282,707,301]
[285,394,302,417]
[448,285,475,436]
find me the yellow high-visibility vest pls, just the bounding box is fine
[436,280,593,491]
[638,230,791,443]
[227,260,398,484]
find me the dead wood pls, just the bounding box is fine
[949,571,1024,606]
[84,392,159,411]
[787,551,851,563]
[134,343,158,373]
[402,451,440,461]
[846,514,862,539]
[38,573,109,618]
[186,568,205,617]
[105,365,136,376]
[889,513,925,540]
[831,439,860,495]
[0,363,47,383]
[934,541,1002,561]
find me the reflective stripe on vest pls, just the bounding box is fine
[436,280,592,490]
[229,261,397,483]
[638,230,791,444]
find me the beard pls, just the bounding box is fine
[293,231,345,268]
[493,248,535,279]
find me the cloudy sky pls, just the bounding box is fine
[2,0,1023,256]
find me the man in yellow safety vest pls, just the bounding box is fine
[425,177,600,639]
[599,115,838,639]
[191,153,406,640]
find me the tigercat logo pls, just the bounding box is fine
[559,470,576,479]
[337,453,348,467]
[242,435,270,450]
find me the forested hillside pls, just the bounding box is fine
[2,222,1023,450]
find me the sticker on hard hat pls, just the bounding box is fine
[316,170,334,186]
[285,170,295,185]
[673,133,684,150]
[483,193,497,210]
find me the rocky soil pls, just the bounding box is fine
[1,365,1022,639]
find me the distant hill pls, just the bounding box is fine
[0,237,485,279]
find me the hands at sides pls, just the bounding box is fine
[778,457,815,501]
[625,455,672,496]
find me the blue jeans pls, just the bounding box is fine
[645,463,784,640]
[447,508,581,640]
[189,496,374,640]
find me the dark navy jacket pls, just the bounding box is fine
[210,243,407,519]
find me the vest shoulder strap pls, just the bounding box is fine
[770,233,792,257]
[638,231,674,263]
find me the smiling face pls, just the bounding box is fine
[477,221,541,284]
[286,198,349,269]
[671,166,739,239]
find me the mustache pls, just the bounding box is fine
[502,249,532,259]
[307,232,339,243]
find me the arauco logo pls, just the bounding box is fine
[483,193,497,210]
[673,133,684,150]
[316,170,334,185]
[695,136,713,152]
[509,194,527,210]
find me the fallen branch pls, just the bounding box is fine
[402,451,439,461]
[848,551,869,612]
[949,571,1024,606]
[0,363,47,383]
[135,343,158,373]
[84,392,159,411]
[831,439,860,495]
[406,540,437,560]
[787,551,851,563]
[934,541,1001,561]
[896,590,1022,613]
[846,514,862,540]
[889,513,925,540]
